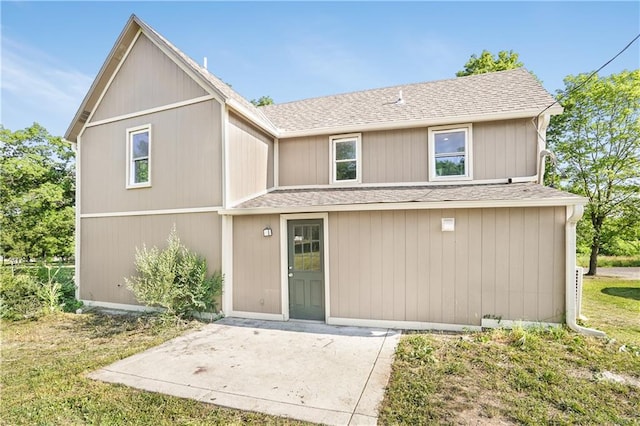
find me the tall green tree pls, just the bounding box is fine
[547,70,640,275]
[456,50,523,76]
[0,124,75,261]
[250,96,274,107]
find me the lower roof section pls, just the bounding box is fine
[222,182,585,215]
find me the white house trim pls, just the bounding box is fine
[276,175,538,191]
[428,123,473,182]
[327,317,482,332]
[83,29,143,126]
[221,215,234,316]
[85,95,216,128]
[279,212,330,323]
[82,300,161,313]
[227,98,279,137]
[81,206,223,218]
[277,107,564,139]
[74,135,82,300]
[220,197,587,216]
[274,138,279,188]
[480,318,562,329]
[226,311,285,321]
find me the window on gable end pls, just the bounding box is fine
[330,133,361,184]
[126,124,151,188]
[428,124,472,181]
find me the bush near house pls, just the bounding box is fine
[125,228,222,320]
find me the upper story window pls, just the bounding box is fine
[428,124,472,181]
[330,133,361,184]
[126,124,151,188]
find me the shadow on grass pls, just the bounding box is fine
[601,287,640,301]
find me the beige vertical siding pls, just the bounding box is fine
[473,119,538,179]
[277,119,537,186]
[232,215,281,314]
[362,128,429,183]
[81,100,222,214]
[91,34,207,122]
[80,213,221,305]
[278,135,329,186]
[228,113,274,204]
[328,207,566,325]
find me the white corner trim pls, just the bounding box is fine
[327,317,482,332]
[221,215,234,316]
[274,138,279,188]
[226,311,285,321]
[480,318,562,329]
[81,206,223,219]
[223,106,230,208]
[81,300,161,313]
[74,135,82,300]
[85,95,216,128]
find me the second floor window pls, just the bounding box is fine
[428,124,472,180]
[127,124,151,188]
[331,133,361,184]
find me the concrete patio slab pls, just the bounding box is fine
[89,318,400,425]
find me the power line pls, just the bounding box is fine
[536,32,640,120]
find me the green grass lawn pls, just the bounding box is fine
[581,276,640,344]
[380,276,640,425]
[0,312,309,425]
[2,277,638,425]
[577,254,640,268]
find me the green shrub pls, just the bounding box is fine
[0,264,82,320]
[125,228,222,319]
[0,267,44,320]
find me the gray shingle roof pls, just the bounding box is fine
[260,68,557,134]
[234,182,584,210]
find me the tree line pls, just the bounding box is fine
[1,51,638,275]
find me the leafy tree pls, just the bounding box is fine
[456,50,523,76]
[251,96,274,107]
[0,124,75,262]
[547,70,640,275]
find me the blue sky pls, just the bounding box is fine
[1,1,639,137]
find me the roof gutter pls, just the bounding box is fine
[565,204,606,337]
[219,197,586,216]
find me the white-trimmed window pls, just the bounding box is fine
[330,133,361,184]
[126,124,151,188]
[428,124,472,181]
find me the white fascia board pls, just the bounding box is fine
[227,98,279,137]
[219,197,587,216]
[277,107,564,139]
[226,311,286,321]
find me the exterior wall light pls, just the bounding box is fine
[263,226,273,237]
[441,218,455,232]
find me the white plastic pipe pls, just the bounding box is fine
[565,205,606,337]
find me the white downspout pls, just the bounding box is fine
[565,204,606,337]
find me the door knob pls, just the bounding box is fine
[288,273,294,277]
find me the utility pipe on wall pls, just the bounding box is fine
[565,205,606,337]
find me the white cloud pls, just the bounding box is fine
[1,37,93,135]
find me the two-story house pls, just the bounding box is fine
[66,15,595,333]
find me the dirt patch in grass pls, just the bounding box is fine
[380,326,640,425]
[0,312,310,425]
